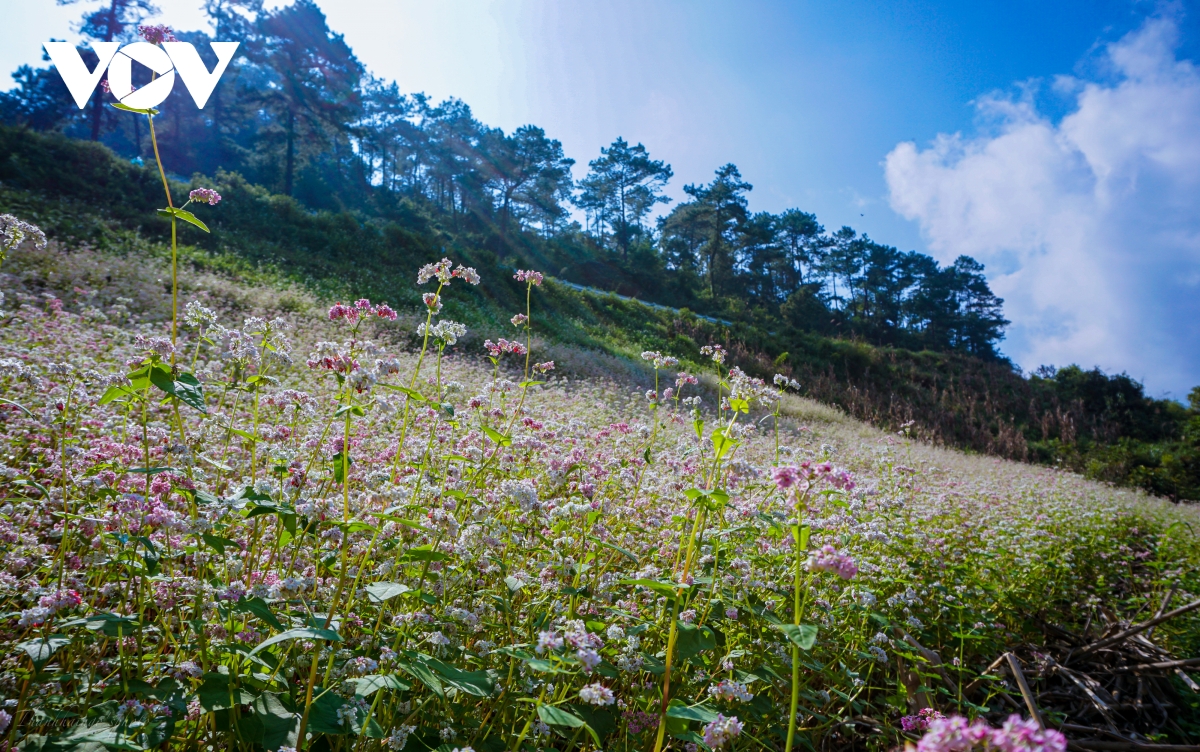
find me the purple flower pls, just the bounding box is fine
[535,631,563,654]
[808,544,858,580]
[576,648,601,672]
[773,465,800,490]
[328,302,359,323]
[514,269,544,285]
[188,188,222,206]
[138,24,177,44]
[702,714,743,748]
[915,714,1067,752]
[38,589,82,614]
[901,708,945,732]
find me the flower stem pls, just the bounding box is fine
[146,113,178,356]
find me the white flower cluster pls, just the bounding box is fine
[417,319,468,346]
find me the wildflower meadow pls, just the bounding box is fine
[0,27,1197,750]
[1,219,1198,751]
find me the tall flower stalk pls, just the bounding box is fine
[115,25,222,356]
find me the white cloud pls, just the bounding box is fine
[885,14,1200,399]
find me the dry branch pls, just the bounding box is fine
[1076,599,1200,657]
[1006,652,1046,730]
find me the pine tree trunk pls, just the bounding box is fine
[285,109,295,197]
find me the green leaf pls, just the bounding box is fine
[537,703,585,728]
[573,703,618,739]
[244,503,287,519]
[157,206,210,233]
[674,622,716,660]
[482,425,511,447]
[202,533,238,554]
[423,657,495,697]
[248,627,341,657]
[18,635,70,669]
[364,581,410,602]
[334,404,366,418]
[518,380,545,388]
[198,455,233,472]
[229,428,257,444]
[665,699,720,723]
[231,486,272,503]
[776,623,819,650]
[10,478,49,499]
[83,613,140,638]
[352,674,410,697]
[376,512,430,531]
[396,657,444,698]
[148,367,207,413]
[331,452,352,484]
[234,597,284,631]
[693,417,705,439]
[618,578,682,598]
[377,383,428,402]
[252,693,299,751]
[97,384,134,406]
[400,545,448,562]
[523,657,563,674]
[711,429,738,460]
[0,397,33,416]
[110,102,158,115]
[588,536,640,564]
[305,688,350,735]
[728,397,750,413]
[196,672,255,711]
[172,372,207,413]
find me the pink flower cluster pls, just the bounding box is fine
[533,361,555,374]
[808,544,858,580]
[623,709,656,735]
[188,188,222,205]
[484,338,527,357]
[916,714,1067,752]
[772,461,855,492]
[417,258,480,285]
[134,334,175,358]
[513,269,544,285]
[902,708,946,732]
[702,714,743,748]
[39,588,82,613]
[138,24,177,44]
[307,353,358,373]
[328,299,397,323]
[676,372,699,387]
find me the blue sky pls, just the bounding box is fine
[4,1,1199,397]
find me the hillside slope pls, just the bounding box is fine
[0,236,1197,748]
[1,126,1197,501]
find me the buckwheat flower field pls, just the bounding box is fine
[0,232,1197,752]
